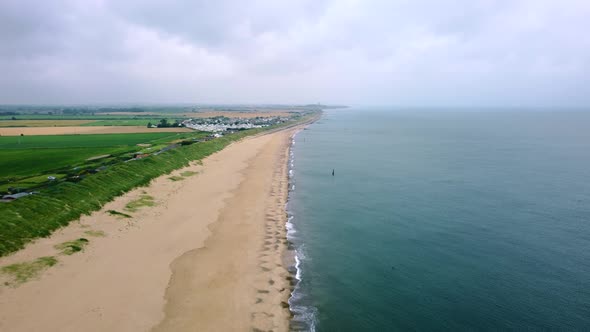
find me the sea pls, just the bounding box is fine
[286,108,590,331]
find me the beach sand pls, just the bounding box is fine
[0,128,296,331]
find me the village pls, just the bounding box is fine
[182,115,290,132]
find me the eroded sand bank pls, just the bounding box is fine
[0,128,295,331]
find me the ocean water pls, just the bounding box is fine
[287,108,590,331]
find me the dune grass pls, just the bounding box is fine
[84,230,106,237]
[1,256,58,285]
[107,210,132,218]
[169,170,198,182]
[124,194,155,212]
[54,238,89,255]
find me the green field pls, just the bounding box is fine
[0,132,180,149]
[0,117,183,127]
[0,132,207,184]
[0,115,160,120]
[81,118,181,126]
[0,120,96,127]
[0,148,125,179]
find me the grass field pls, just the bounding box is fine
[81,118,180,126]
[0,118,182,127]
[0,132,180,149]
[0,132,207,184]
[0,126,191,136]
[0,148,128,180]
[0,114,162,120]
[0,120,97,127]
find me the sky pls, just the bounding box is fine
[0,0,589,107]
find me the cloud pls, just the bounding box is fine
[0,0,588,106]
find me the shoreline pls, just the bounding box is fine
[285,128,318,331]
[0,125,306,331]
[153,127,297,331]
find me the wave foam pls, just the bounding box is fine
[286,129,318,331]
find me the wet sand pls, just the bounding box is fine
[0,128,296,331]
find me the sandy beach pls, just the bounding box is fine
[0,127,296,331]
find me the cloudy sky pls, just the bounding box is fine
[0,0,589,106]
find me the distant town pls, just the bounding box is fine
[182,115,290,133]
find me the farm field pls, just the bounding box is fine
[0,131,207,186]
[0,132,182,149]
[0,114,157,120]
[1,147,127,178]
[0,119,182,127]
[0,126,191,136]
[81,118,179,126]
[0,120,97,127]
[183,111,295,118]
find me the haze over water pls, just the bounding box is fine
[288,108,590,331]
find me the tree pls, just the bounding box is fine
[147,122,153,128]
[158,119,169,128]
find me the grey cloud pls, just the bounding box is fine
[0,1,70,58]
[0,0,589,106]
[110,0,330,49]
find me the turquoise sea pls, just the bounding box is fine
[287,108,590,331]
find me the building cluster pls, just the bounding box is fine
[182,116,288,132]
